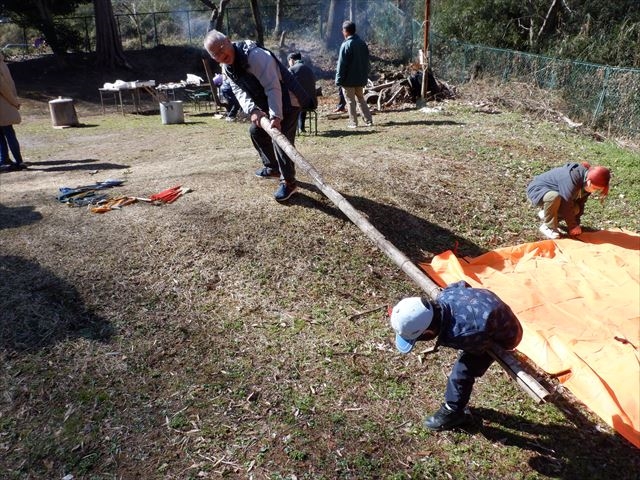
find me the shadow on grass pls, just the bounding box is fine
[0,255,113,352]
[470,406,639,479]
[381,119,463,127]
[315,119,463,137]
[20,158,130,173]
[317,129,377,138]
[293,181,485,261]
[0,204,43,230]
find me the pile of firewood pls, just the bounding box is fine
[364,68,456,110]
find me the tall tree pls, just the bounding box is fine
[199,0,230,33]
[325,0,346,50]
[248,0,264,45]
[272,0,283,39]
[94,0,130,68]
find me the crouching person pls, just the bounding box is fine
[389,280,523,431]
[526,162,611,239]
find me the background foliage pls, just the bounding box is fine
[1,1,639,67]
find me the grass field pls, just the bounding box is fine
[1,85,639,479]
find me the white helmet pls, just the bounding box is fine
[390,297,434,353]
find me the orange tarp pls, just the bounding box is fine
[420,229,640,448]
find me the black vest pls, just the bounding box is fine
[223,41,313,114]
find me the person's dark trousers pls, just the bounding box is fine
[274,107,300,182]
[338,88,346,108]
[298,111,307,132]
[250,123,278,170]
[0,125,22,163]
[444,350,494,412]
[221,88,240,118]
[249,107,300,182]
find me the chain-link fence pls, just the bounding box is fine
[429,35,640,137]
[2,2,638,136]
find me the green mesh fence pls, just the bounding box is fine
[429,35,640,137]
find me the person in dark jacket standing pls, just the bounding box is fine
[287,52,317,133]
[526,162,611,239]
[390,281,523,431]
[204,30,312,202]
[335,20,373,128]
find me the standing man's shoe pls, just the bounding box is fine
[255,166,281,179]
[424,404,468,431]
[274,180,298,202]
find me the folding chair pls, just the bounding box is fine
[300,108,318,135]
[185,87,212,111]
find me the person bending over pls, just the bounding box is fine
[204,30,313,202]
[390,281,523,431]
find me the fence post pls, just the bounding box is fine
[84,17,90,52]
[153,13,159,46]
[592,66,610,126]
[187,11,192,44]
[22,27,28,55]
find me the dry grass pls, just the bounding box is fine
[1,51,639,479]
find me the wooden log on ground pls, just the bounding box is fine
[258,117,551,403]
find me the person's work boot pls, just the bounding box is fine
[333,106,346,113]
[424,404,467,431]
[274,180,298,202]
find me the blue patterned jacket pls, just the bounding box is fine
[435,281,522,354]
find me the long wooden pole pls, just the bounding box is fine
[260,118,550,403]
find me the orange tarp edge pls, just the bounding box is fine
[419,229,640,448]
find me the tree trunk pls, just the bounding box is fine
[94,0,131,69]
[201,0,230,33]
[325,0,347,50]
[120,4,143,49]
[272,0,282,39]
[33,0,63,56]
[249,0,265,46]
[537,0,568,43]
[216,0,229,31]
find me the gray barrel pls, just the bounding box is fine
[49,97,79,128]
[159,101,184,125]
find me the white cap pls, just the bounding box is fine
[390,297,434,353]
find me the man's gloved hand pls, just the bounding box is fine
[569,225,582,236]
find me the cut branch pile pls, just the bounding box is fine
[363,68,456,110]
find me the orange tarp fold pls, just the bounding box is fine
[420,229,640,448]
